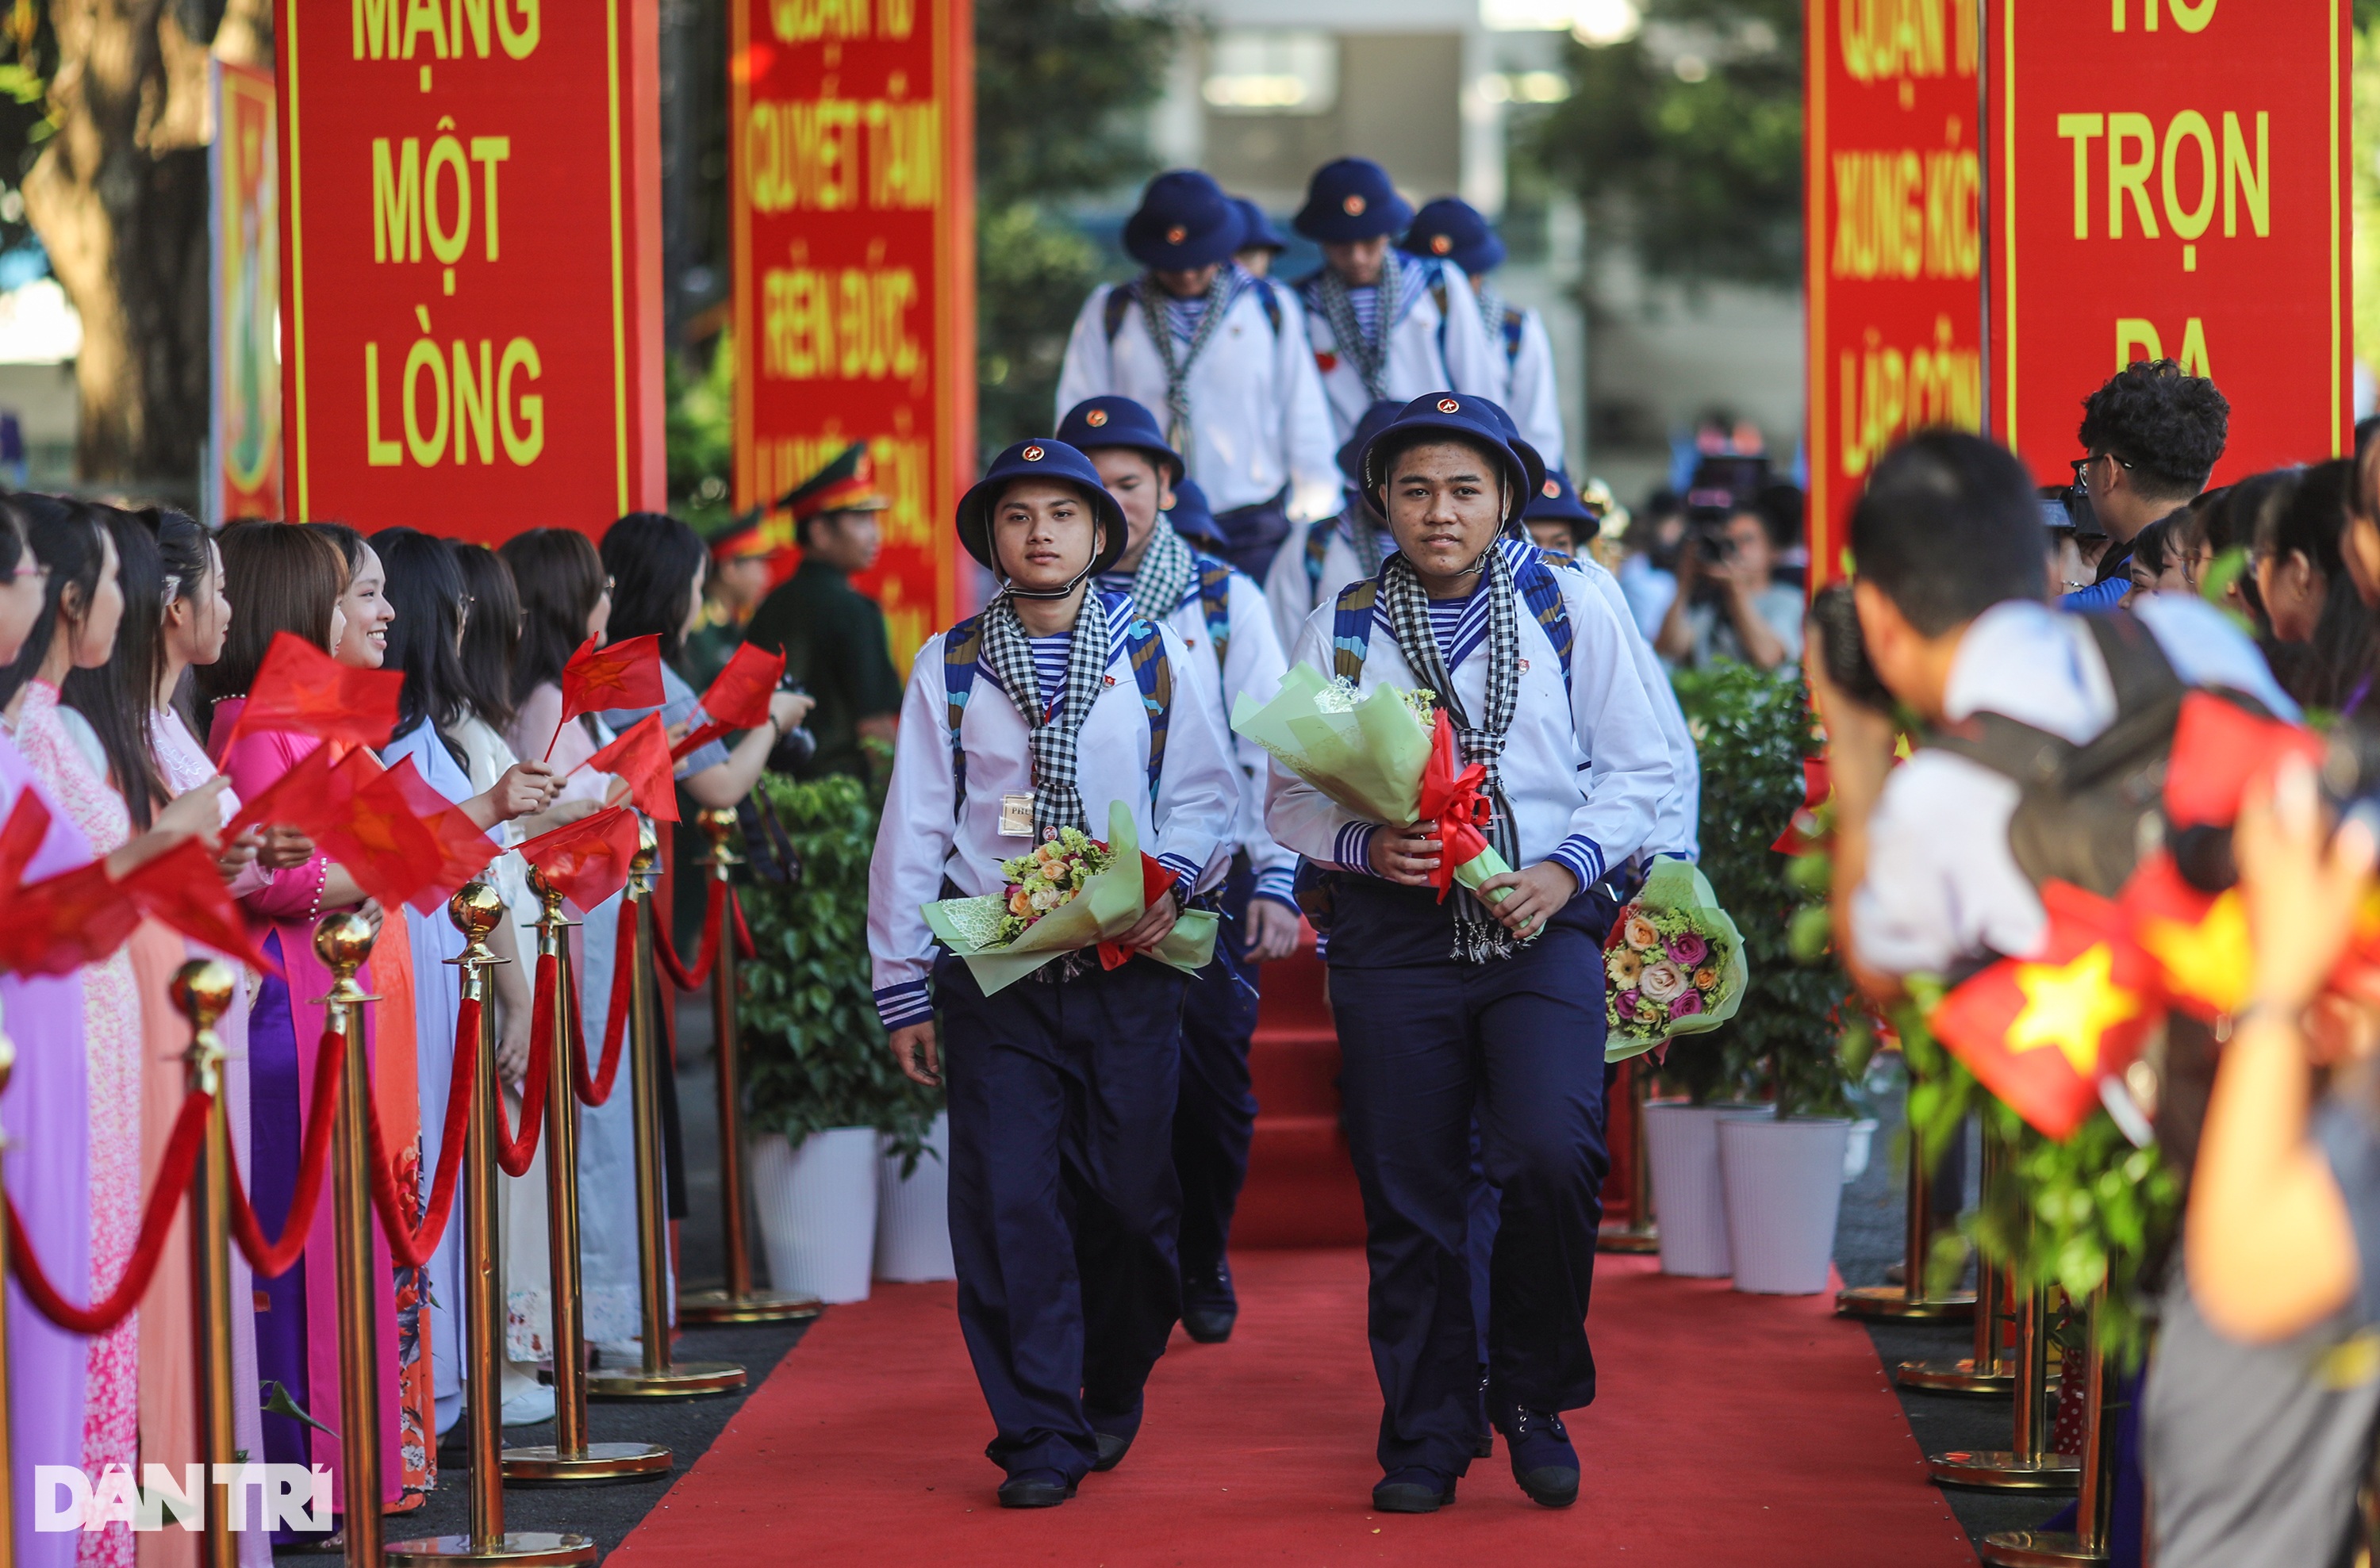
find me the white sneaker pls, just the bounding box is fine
[500,1383,555,1427]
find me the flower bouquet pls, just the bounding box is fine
[1603,857,1748,1063]
[922,799,1219,995]
[1232,662,1514,906]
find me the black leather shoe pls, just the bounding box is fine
[1371,1468,1456,1513]
[1092,1430,1133,1472]
[1181,1305,1237,1343]
[1495,1405,1579,1508]
[997,1470,1077,1509]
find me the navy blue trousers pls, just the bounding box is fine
[1325,879,1615,1478]
[1175,860,1261,1309]
[937,951,1191,1481]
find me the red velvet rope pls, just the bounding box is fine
[226,1031,347,1279]
[568,913,637,1106]
[731,888,754,963]
[362,995,480,1269]
[491,956,559,1177]
[653,877,726,991]
[6,1089,214,1335]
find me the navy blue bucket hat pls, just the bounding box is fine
[1232,197,1288,255]
[1165,477,1228,549]
[957,439,1129,578]
[1526,468,1598,528]
[1124,171,1246,271]
[1469,396,1549,504]
[1400,196,1506,275]
[1335,399,1407,490]
[1293,158,1413,243]
[1058,395,1184,483]
[1357,393,1531,523]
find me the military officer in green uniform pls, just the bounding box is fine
[744,440,905,782]
[684,512,790,690]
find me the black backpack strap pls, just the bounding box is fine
[1103,281,1137,343]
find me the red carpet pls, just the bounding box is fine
[614,1250,1975,1566]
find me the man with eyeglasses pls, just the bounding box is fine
[2061,358,2230,611]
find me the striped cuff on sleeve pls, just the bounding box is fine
[873,980,935,1032]
[1546,834,1605,895]
[1155,853,1202,906]
[1334,822,1380,876]
[1252,865,1299,911]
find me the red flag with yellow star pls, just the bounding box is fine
[311,750,448,911]
[519,806,639,913]
[560,635,665,726]
[1928,890,2163,1139]
[583,713,680,823]
[2114,851,2252,1020]
[221,632,404,751]
[2163,692,2325,829]
[376,757,503,914]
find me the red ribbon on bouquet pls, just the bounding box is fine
[1097,853,1181,971]
[1415,710,1494,903]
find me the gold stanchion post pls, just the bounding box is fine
[389,883,594,1565]
[589,822,744,1398]
[1979,1294,2116,1564]
[1598,1061,1658,1254]
[500,869,671,1484]
[1837,1089,1975,1323]
[1899,1126,2021,1395]
[173,961,240,1568]
[678,807,819,1325]
[1925,1272,2082,1491]
[313,913,388,1564]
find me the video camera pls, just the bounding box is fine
[1682,454,1772,576]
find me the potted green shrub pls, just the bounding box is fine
[740,772,944,1300]
[1668,664,1864,1294]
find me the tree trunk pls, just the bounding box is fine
[24,0,217,487]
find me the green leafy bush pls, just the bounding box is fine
[739,773,942,1166]
[1668,663,1859,1118]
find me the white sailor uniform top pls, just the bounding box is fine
[1097,551,1298,911]
[1265,540,1675,895]
[1295,253,1507,441]
[868,591,1241,1029]
[1055,269,1344,524]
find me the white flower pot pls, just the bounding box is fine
[748,1127,881,1304]
[1718,1114,1854,1295]
[1842,1117,1881,1183]
[875,1110,955,1282]
[1642,1100,1750,1278]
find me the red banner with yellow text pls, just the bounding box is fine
[277,0,666,538]
[1804,0,1985,590]
[730,0,976,670]
[1985,0,2352,484]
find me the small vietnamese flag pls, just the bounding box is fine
[518,805,640,912]
[0,791,50,888]
[551,635,665,755]
[2116,852,2252,1019]
[374,757,503,913]
[311,750,447,912]
[582,713,680,822]
[225,740,346,839]
[2164,692,2326,829]
[1772,757,1833,855]
[120,838,281,976]
[222,632,404,752]
[1928,888,2163,1140]
[700,642,786,732]
[0,861,141,977]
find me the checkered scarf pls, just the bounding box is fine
[1475,282,1510,351]
[1123,518,1196,627]
[1379,541,1526,961]
[1139,269,1240,455]
[980,588,1109,841]
[1313,255,1404,403]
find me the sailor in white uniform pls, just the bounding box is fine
[1058,393,1300,1344]
[1265,393,1674,1516]
[1055,169,1340,581]
[1403,197,1566,469]
[868,437,1239,1510]
[1289,158,1505,444]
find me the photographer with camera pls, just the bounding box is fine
[1653,497,1801,673]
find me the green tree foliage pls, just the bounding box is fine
[666,333,734,532]
[1668,663,1858,1117]
[1525,0,1802,288]
[739,773,942,1162]
[973,0,1181,452]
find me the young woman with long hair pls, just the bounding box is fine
[0,496,224,1568]
[205,519,426,1532]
